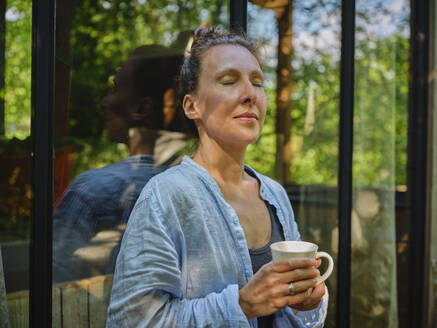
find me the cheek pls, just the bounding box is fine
[258,95,267,119]
[201,90,234,117]
[106,97,125,114]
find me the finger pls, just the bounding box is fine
[303,283,325,305]
[272,258,316,273]
[291,300,321,311]
[282,278,318,297]
[315,258,322,268]
[285,290,315,307]
[277,267,320,284]
[312,282,326,299]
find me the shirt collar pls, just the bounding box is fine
[180,155,269,200]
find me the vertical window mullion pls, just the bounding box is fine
[337,0,355,327]
[230,0,247,33]
[30,0,55,326]
[408,0,430,326]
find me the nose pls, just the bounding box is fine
[240,80,257,106]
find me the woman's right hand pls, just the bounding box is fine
[238,258,319,319]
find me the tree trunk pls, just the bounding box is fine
[55,0,74,139]
[275,1,293,184]
[248,0,293,184]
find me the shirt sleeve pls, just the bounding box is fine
[106,186,250,328]
[272,288,329,328]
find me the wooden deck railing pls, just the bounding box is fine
[6,274,113,328]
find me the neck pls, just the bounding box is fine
[127,127,157,156]
[193,136,247,186]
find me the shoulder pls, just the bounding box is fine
[70,161,126,185]
[128,164,205,237]
[136,164,199,205]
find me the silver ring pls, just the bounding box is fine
[288,282,295,295]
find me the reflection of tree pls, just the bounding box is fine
[3,0,31,140]
[247,0,409,188]
[65,0,227,140]
[3,0,410,187]
[247,2,408,328]
[0,0,229,240]
[249,0,293,184]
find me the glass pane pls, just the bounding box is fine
[0,0,32,327]
[351,0,409,327]
[248,1,341,326]
[52,1,228,326]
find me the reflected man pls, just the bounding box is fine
[53,41,190,284]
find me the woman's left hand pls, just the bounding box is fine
[290,257,325,311]
[290,282,325,311]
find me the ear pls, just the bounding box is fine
[163,88,176,128]
[182,94,200,120]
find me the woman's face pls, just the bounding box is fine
[186,44,266,147]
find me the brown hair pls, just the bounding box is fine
[177,26,260,137]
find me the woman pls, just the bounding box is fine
[106,27,328,328]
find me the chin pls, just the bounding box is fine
[228,134,260,147]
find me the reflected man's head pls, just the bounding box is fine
[101,45,183,143]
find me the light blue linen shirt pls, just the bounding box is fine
[107,156,328,327]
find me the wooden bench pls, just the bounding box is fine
[6,274,113,328]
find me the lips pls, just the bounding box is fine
[233,112,258,120]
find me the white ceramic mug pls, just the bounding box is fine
[270,241,334,285]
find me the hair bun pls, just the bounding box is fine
[192,26,226,44]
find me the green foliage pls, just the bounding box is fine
[246,87,276,177]
[2,0,410,188]
[68,0,228,139]
[353,34,409,188]
[246,2,409,188]
[68,137,129,179]
[4,0,32,139]
[290,53,340,186]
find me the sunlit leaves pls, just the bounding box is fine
[4,0,31,139]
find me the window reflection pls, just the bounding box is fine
[52,40,191,284]
[1,1,32,327]
[351,1,409,327]
[52,0,228,325]
[248,1,410,327]
[248,1,341,326]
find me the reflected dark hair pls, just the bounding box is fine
[178,26,260,138]
[130,56,182,130]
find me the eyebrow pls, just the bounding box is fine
[216,68,264,79]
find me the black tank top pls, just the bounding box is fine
[249,202,285,328]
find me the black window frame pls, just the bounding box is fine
[30,0,55,327]
[29,0,431,326]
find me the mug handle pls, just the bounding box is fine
[315,251,334,285]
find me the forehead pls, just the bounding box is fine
[114,60,136,83]
[200,44,261,77]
